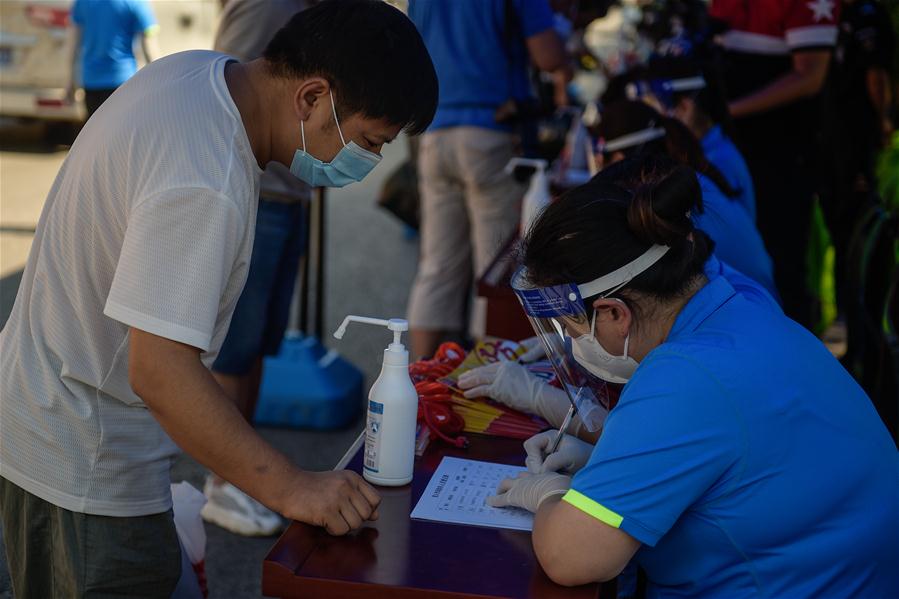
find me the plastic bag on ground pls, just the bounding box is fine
[171,482,208,598]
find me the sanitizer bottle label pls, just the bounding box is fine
[363,400,384,473]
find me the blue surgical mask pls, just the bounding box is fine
[290,90,382,187]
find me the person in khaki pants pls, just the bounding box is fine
[406,0,570,359]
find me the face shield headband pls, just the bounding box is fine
[626,76,706,111]
[511,244,670,427]
[598,125,667,154]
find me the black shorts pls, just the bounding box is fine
[0,476,181,599]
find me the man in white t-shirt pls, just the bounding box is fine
[0,1,437,596]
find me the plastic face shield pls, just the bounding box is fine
[511,269,614,432]
[511,244,671,431]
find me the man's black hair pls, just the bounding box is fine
[264,0,438,134]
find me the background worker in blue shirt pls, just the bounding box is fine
[593,100,777,298]
[489,155,899,597]
[405,0,571,359]
[67,0,159,117]
[640,55,757,222]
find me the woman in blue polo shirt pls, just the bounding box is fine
[489,155,898,597]
[594,100,776,298]
[639,55,757,222]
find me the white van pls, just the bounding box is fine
[0,0,220,123]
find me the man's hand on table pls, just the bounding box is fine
[282,470,381,536]
[129,327,380,537]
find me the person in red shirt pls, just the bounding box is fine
[710,0,840,329]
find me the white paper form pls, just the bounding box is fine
[411,457,534,531]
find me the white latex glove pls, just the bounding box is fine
[524,430,594,474]
[457,361,578,431]
[518,336,546,362]
[486,471,571,513]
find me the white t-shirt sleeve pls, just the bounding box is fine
[104,187,245,351]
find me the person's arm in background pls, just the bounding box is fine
[65,25,82,102]
[861,4,896,148]
[728,50,831,117]
[521,0,574,107]
[867,66,893,146]
[133,0,159,64]
[728,0,839,118]
[140,25,160,64]
[66,0,83,102]
[130,329,381,535]
[527,29,574,106]
[527,28,568,72]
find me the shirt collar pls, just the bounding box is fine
[667,256,737,341]
[700,125,723,152]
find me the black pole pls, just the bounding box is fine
[298,197,310,335]
[314,187,326,340]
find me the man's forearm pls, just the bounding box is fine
[552,66,574,107]
[130,334,300,514]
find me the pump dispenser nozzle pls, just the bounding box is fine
[334,316,409,359]
[504,157,549,175]
[335,316,408,344]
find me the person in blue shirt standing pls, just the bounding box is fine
[67,0,159,117]
[489,155,898,596]
[406,0,570,359]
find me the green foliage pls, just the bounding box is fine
[877,132,899,211]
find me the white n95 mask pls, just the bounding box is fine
[570,302,639,384]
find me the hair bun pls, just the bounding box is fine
[625,157,700,246]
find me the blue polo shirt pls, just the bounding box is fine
[407,0,554,131]
[694,174,777,298]
[72,0,157,90]
[563,258,898,598]
[702,125,757,222]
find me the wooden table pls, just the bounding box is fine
[263,434,610,598]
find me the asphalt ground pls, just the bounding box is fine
[0,117,420,598]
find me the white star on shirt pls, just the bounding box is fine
[807,0,835,22]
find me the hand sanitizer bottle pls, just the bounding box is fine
[505,157,550,233]
[334,316,417,486]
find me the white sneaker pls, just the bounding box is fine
[201,477,284,537]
